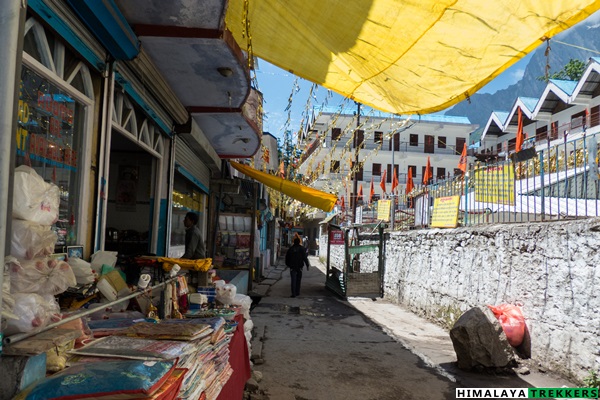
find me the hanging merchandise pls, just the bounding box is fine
[10,219,57,259]
[12,165,60,225]
[7,257,76,296]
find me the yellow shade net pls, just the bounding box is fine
[230,161,337,212]
[226,0,600,114]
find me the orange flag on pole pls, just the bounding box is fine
[391,166,399,193]
[278,161,285,178]
[423,156,432,185]
[369,177,375,203]
[405,168,414,194]
[379,169,387,193]
[457,144,468,174]
[340,196,345,211]
[357,184,363,202]
[515,107,524,153]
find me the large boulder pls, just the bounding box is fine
[450,306,516,370]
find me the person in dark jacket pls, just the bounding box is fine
[182,212,206,259]
[285,237,310,297]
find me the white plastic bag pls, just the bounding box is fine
[215,283,236,306]
[90,251,118,271]
[10,219,57,259]
[233,294,252,320]
[68,257,95,285]
[8,257,77,295]
[4,293,61,335]
[12,165,60,225]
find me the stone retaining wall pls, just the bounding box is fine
[320,218,600,381]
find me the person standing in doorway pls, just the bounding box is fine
[285,237,310,298]
[182,212,206,259]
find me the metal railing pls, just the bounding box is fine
[388,131,600,229]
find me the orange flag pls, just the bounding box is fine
[340,196,345,211]
[515,107,523,153]
[278,161,285,178]
[369,178,375,203]
[423,156,432,185]
[357,184,363,202]
[379,169,387,193]
[391,166,399,193]
[405,168,414,195]
[457,144,468,174]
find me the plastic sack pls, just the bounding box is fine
[10,219,57,259]
[12,165,60,225]
[90,250,118,271]
[8,257,77,295]
[233,294,252,320]
[215,283,236,306]
[68,257,96,285]
[488,304,526,347]
[4,293,61,335]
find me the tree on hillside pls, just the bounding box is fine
[538,58,586,82]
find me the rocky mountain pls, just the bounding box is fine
[445,21,600,129]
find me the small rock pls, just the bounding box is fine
[516,366,530,375]
[253,358,264,365]
[253,370,263,382]
[245,378,259,392]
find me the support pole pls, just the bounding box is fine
[352,102,361,225]
[0,0,26,351]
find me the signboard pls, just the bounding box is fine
[473,164,515,205]
[414,194,430,227]
[431,196,460,228]
[377,200,391,221]
[329,230,344,245]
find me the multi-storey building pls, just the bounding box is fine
[298,108,478,208]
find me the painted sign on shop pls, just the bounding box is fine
[329,230,344,245]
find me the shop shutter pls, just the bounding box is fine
[175,139,211,193]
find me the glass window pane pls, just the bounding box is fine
[16,66,86,249]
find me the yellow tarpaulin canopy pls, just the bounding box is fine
[226,1,600,114]
[230,161,337,212]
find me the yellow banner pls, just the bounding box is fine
[431,196,460,228]
[377,200,391,221]
[474,164,515,205]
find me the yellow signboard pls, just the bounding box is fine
[431,196,460,228]
[377,200,391,221]
[473,164,515,205]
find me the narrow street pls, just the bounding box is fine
[248,256,574,400]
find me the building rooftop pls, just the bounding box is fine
[314,105,472,125]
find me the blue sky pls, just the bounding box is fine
[255,10,600,140]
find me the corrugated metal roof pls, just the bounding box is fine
[549,79,578,96]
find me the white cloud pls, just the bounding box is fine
[509,68,526,84]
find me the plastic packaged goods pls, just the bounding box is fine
[215,283,236,306]
[8,257,76,295]
[4,292,61,335]
[10,219,57,259]
[12,165,60,225]
[68,257,95,285]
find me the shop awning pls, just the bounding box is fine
[226,0,600,115]
[230,162,337,212]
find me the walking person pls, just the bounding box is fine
[182,212,206,259]
[285,237,310,298]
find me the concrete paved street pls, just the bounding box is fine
[248,256,575,400]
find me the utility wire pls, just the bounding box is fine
[552,39,600,56]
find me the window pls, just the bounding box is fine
[424,135,434,153]
[408,165,417,177]
[535,125,548,142]
[455,137,466,155]
[389,132,400,151]
[352,162,363,181]
[591,105,600,128]
[17,65,88,250]
[354,129,364,149]
[386,164,398,183]
[550,121,559,140]
[409,134,419,146]
[437,167,446,179]
[374,131,383,144]
[330,160,340,173]
[332,127,342,141]
[571,110,586,129]
[372,163,381,176]
[421,165,433,183]
[438,136,446,148]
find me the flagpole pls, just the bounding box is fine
[352,102,361,225]
[391,130,395,231]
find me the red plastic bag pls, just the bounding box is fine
[488,304,525,347]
